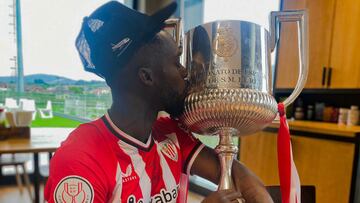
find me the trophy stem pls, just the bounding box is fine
[215,127,239,190]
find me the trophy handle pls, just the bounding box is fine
[165,18,186,67]
[164,18,182,47]
[270,10,309,107]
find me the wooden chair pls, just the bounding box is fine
[0,153,33,201]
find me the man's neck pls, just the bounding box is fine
[107,96,158,144]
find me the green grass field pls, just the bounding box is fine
[30,115,82,128]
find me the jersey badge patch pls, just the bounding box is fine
[54,175,94,203]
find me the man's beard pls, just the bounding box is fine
[165,92,186,119]
[161,79,189,119]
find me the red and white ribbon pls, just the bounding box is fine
[277,103,301,203]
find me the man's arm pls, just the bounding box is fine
[191,146,274,203]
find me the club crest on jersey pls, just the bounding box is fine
[54,175,94,203]
[159,139,178,162]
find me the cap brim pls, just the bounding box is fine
[150,1,177,23]
[140,1,177,43]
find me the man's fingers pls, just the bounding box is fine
[223,191,244,200]
[230,197,246,203]
[203,190,246,203]
[217,190,245,202]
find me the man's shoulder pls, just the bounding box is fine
[67,120,103,141]
[155,116,188,128]
[72,119,103,137]
[51,119,116,171]
[56,118,108,155]
[153,116,179,132]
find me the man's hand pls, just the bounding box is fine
[202,190,245,203]
[192,146,274,203]
[232,161,273,203]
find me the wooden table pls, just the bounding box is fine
[0,128,72,203]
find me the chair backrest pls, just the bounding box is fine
[5,98,18,109]
[46,100,52,110]
[20,99,36,112]
[266,185,315,203]
[19,98,27,110]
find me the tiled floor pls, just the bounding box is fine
[0,184,205,203]
[0,185,36,203]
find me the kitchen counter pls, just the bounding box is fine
[268,120,360,137]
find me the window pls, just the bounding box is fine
[1,0,134,124]
[0,0,133,175]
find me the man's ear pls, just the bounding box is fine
[138,67,154,86]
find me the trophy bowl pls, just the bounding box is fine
[180,18,302,137]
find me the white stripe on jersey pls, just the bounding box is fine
[178,174,189,203]
[155,140,177,191]
[120,140,152,202]
[186,144,205,175]
[110,163,123,203]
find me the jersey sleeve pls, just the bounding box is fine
[44,149,108,203]
[44,124,115,203]
[174,122,205,175]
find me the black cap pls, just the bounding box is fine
[75,1,177,78]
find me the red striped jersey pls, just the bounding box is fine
[44,113,204,203]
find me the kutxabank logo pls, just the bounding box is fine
[126,185,180,203]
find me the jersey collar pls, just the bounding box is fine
[102,112,154,151]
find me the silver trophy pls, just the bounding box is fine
[166,10,308,190]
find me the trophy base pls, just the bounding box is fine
[215,127,238,190]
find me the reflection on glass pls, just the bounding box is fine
[190,26,211,92]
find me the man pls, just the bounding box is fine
[44,1,273,203]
